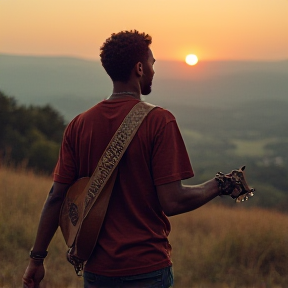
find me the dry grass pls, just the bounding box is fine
[0,166,82,288]
[1,166,288,288]
[170,205,288,287]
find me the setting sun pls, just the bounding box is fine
[185,54,198,66]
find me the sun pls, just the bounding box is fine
[185,54,198,66]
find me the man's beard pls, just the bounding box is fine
[141,82,152,95]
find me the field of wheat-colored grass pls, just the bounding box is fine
[1,166,288,288]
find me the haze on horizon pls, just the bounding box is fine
[1,0,288,62]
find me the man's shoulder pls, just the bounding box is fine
[70,101,105,122]
[147,103,176,122]
[64,102,101,132]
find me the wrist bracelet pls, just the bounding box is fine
[30,250,48,260]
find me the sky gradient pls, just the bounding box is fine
[1,0,288,61]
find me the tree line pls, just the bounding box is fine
[0,90,66,173]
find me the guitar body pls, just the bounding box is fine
[59,167,118,261]
[59,177,89,247]
[73,171,116,260]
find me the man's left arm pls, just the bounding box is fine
[22,182,70,288]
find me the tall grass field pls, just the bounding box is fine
[1,166,288,288]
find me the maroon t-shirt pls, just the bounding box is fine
[54,98,194,276]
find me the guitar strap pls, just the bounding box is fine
[59,101,156,275]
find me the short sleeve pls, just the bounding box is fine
[152,119,194,186]
[53,121,77,184]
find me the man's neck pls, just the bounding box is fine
[110,81,141,100]
[108,92,141,101]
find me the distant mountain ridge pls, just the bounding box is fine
[0,54,287,121]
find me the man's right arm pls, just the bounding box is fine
[157,168,254,216]
[22,182,70,288]
[156,178,220,216]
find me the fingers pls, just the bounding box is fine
[23,277,41,288]
[230,186,242,199]
[22,260,45,288]
[22,277,34,288]
[22,268,34,288]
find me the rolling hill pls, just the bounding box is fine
[1,54,287,121]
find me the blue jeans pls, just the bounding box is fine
[83,266,174,288]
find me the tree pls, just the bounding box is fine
[0,90,66,173]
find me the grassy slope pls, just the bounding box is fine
[1,166,288,288]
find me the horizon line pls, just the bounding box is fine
[1,52,288,63]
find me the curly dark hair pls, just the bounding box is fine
[100,30,152,82]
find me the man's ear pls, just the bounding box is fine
[135,62,144,77]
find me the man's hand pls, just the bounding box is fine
[215,166,255,202]
[22,259,45,288]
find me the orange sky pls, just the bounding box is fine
[1,0,288,61]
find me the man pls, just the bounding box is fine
[23,30,251,288]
